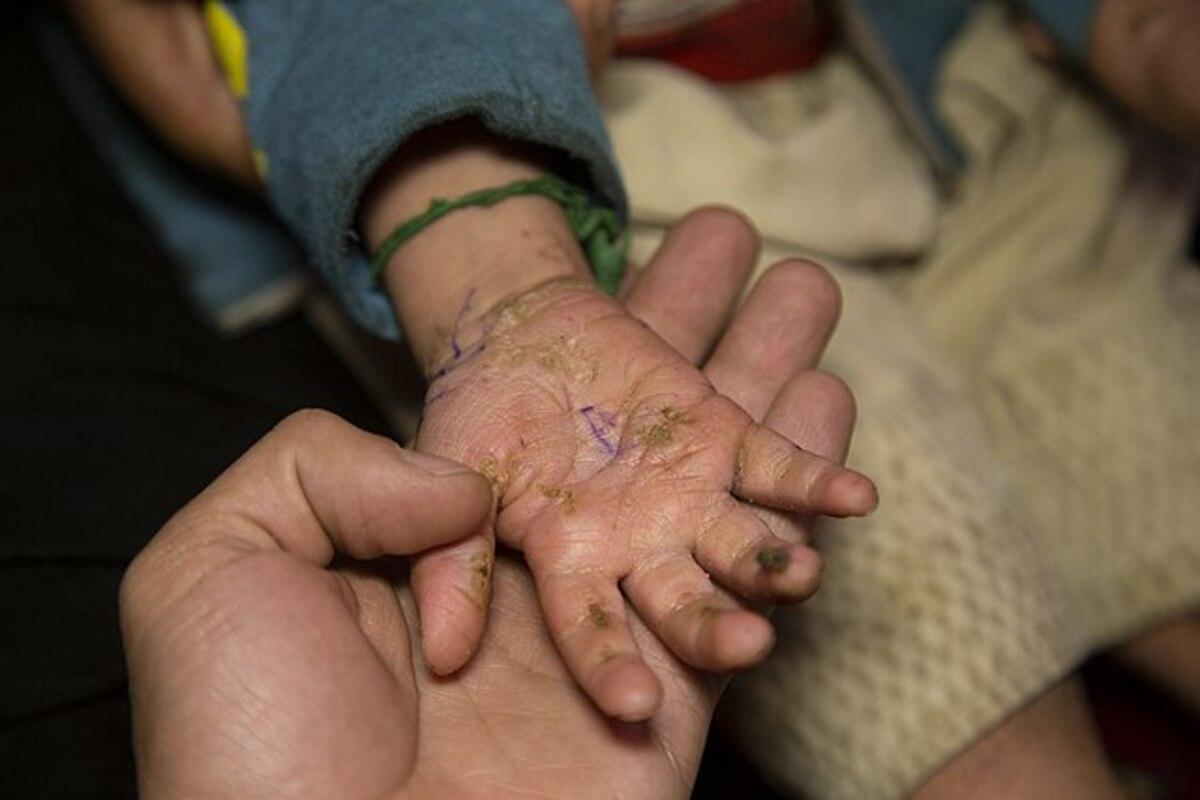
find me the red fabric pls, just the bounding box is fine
[616,0,832,83]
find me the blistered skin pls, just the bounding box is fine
[415,276,876,721]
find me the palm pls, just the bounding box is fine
[126,544,711,799]
[415,281,872,719]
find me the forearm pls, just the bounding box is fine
[359,120,593,372]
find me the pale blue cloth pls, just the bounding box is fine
[854,0,1097,166]
[232,0,625,338]
[44,0,1097,338]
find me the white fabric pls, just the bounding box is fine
[602,4,1200,797]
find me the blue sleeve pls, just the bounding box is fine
[229,0,626,338]
[844,0,1098,174]
[1022,0,1097,57]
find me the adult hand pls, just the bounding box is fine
[121,209,858,799]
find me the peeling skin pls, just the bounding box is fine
[480,455,501,491]
[480,454,521,499]
[587,602,610,629]
[734,440,748,481]
[465,551,493,610]
[756,547,792,573]
[638,406,695,448]
[538,483,578,513]
[492,276,594,332]
[508,337,598,383]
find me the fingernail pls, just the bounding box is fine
[398,447,476,477]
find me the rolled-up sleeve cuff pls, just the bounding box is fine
[238,0,626,338]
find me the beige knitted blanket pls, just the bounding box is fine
[601,4,1200,798]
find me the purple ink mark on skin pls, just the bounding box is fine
[423,387,454,407]
[430,342,487,382]
[580,406,618,457]
[450,288,477,360]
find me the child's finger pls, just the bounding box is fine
[703,259,842,421]
[623,207,759,364]
[409,531,495,676]
[621,553,776,672]
[531,569,663,722]
[732,425,877,517]
[692,503,823,602]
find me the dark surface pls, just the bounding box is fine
[1085,659,1200,800]
[0,11,390,797]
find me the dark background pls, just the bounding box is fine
[1,2,1197,798]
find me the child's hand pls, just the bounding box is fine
[1089,0,1200,144]
[566,0,617,78]
[1023,0,1200,144]
[411,219,876,721]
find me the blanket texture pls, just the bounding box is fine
[602,4,1200,797]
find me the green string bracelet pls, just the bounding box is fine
[369,176,629,296]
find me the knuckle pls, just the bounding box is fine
[117,552,151,618]
[744,429,796,491]
[273,407,341,440]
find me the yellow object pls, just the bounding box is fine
[203,0,249,99]
[251,148,269,181]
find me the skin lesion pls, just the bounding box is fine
[491,275,595,332]
[463,550,494,610]
[527,337,599,384]
[538,482,578,513]
[756,547,792,573]
[480,453,522,500]
[587,602,610,629]
[637,406,695,448]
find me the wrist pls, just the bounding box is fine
[425,275,613,384]
[358,120,591,370]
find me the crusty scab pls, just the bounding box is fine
[466,551,493,609]
[529,337,598,383]
[538,482,578,513]
[479,453,521,498]
[587,602,610,629]
[756,547,792,573]
[492,275,594,332]
[638,406,695,447]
